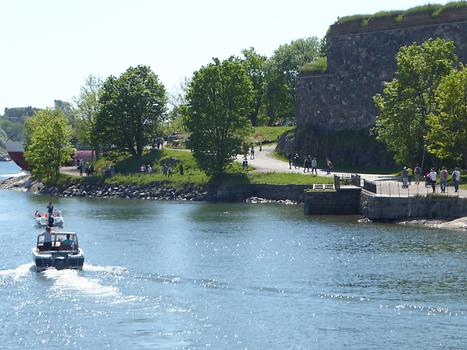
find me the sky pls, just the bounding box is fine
[0,0,453,113]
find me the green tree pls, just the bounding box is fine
[427,65,467,167]
[54,100,75,123]
[373,38,459,167]
[263,37,321,125]
[0,118,25,141]
[165,78,190,135]
[72,74,102,148]
[185,58,254,175]
[240,48,267,126]
[93,65,168,158]
[25,109,74,183]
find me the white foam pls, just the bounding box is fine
[0,171,27,178]
[0,263,33,280]
[43,268,120,297]
[83,263,128,275]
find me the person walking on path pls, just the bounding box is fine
[326,159,333,174]
[288,153,293,170]
[414,164,421,184]
[294,153,300,169]
[440,167,448,193]
[429,168,437,193]
[452,167,461,192]
[242,158,248,172]
[250,147,255,160]
[303,155,311,173]
[401,167,409,188]
[311,157,318,175]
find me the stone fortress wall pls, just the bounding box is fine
[296,7,467,132]
[289,7,467,169]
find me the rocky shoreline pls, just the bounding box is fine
[398,218,467,231]
[0,174,301,205]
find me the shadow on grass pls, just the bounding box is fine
[208,172,251,188]
[113,149,163,173]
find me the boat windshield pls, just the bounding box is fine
[36,233,79,250]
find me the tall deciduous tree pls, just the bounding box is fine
[93,65,167,158]
[240,48,267,126]
[373,39,459,167]
[25,109,74,183]
[427,65,467,167]
[73,74,102,148]
[165,78,190,135]
[185,58,254,175]
[263,37,321,125]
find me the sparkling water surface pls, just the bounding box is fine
[0,163,466,349]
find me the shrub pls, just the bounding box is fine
[301,57,328,74]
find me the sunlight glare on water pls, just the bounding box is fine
[0,163,466,349]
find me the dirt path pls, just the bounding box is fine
[238,144,395,181]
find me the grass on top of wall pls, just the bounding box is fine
[336,1,467,25]
[253,126,295,144]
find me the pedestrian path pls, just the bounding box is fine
[241,144,467,198]
[239,144,395,181]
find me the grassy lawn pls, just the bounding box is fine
[248,172,332,185]
[253,126,294,144]
[458,173,467,190]
[59,147,336,188]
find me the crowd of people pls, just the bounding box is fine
[76,159,95,176]
[287,153,330,174]
[402,164,462,193]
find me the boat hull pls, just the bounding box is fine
[34,216,64,227]
[32,248,84,271]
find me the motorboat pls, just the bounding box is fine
[32,231,84,271]
[34,210,64,227]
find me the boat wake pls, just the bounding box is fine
[43,268,120,297]
[83,263,128,275]
[0,263,34,280]
[41,263,141,304]
[1,262,140,304]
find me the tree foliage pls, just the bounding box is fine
[185,58,254,175]
[0,118,25,141]
[25,109,74,183]
[93,65,168,158]
[263,37,321,125]
[427,65,467,166]
[165,78,190,135]
[240,48,267,126]
[73,74,102,148]
[54,100,75,123]
[373,38,459,166]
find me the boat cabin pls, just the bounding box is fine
[36,232,79,252]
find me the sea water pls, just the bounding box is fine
[0,162,466,349]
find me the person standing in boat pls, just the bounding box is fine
[46,202,54,226]
[47,202,54,215]
[43,226,53,250]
